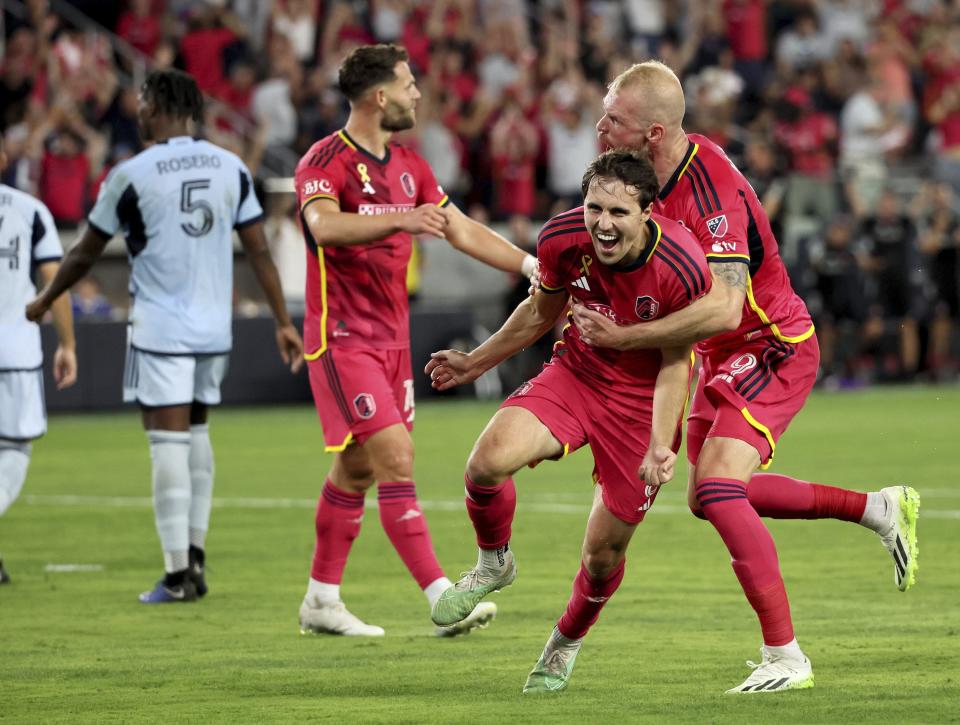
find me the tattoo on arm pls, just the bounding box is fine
[710,261,748,291]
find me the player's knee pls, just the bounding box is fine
[582,547,623,580]
[371,445,414,481]
[465,438,513,487]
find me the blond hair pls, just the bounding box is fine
[609,61,685,130]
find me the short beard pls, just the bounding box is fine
[380,103,415,132]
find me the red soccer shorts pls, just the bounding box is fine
[307,347,415,452]
[686,333,820,468]
[501,358,676,525]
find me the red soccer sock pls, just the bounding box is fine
[696,478,794,646]
[749,473,867,522]
[310,479,365,584]
[464,474,516,549]
[377,481,444,589]
[557,560,625,640]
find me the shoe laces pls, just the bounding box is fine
[745,650,803,677]
[455,567,493,591]
[540,640,579,676]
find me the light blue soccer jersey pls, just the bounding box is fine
[0,185,62,369]
[88,136,263,354]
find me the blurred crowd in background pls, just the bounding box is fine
[1,0,959,386]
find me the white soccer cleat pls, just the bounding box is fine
[876,485,920,592]
[726,646,814,694]
[298,597,385,637]
[434,601,497,637]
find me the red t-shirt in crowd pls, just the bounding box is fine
[116,12,161,58]
[40,151,89,223]
[180,26,236,92]
[723,0,768,61]
[773,112,837,177]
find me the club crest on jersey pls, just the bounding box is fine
[357,163,376,195]
[706,214,728,237]
[354,393,376,419]
[635,295,660,320]
[400,172,416,198]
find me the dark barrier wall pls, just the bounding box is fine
[40,309,474,411]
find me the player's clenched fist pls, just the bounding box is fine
[424,349,480,390]
[400,203,448,238]
[638,444,676,488]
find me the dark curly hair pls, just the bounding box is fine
[141,69,204,123]
[338,44,409,102]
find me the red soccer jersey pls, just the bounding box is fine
[654,134,814,354]
[537,208,711,401]
[295,129,449,357]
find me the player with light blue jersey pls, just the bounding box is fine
[0,135,77,584]
[28,70,303,604]
[88,135,261,356]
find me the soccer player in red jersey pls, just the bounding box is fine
[573,61,920,693]
[426,150,709,693]
[294,45,538,637]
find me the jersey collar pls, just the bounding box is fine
[657,140,698,202]
[339,129,391,164]
[155,136,197,145]
[612,218,662,273]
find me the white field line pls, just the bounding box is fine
[44,564,105,572]
[21,494,960,519]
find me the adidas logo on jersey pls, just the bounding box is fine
[572,276,591,291]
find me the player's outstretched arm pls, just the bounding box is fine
[441,204,538,281]
[303,197,448,247]
[237,221,304,373]
[25,226,111,323]
[639,344,692,488]
[425,289,568,390]
[37,261,78,390]
[573,261,747,351]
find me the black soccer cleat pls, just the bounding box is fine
[0,559,10,584]
[188,546,208,598]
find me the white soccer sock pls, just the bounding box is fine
[148,430,191,573]
[188,424,214,550]
[0,442,31,517]
[477,543,512,573]
[764,638,805,662]
[423,576,453,607]
[859,491,889,532]
[307,578,340,604]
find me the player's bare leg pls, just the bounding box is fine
[138,404,199,604]
[524,486,636,694]
[690,436,813,693]
[300,440,384,636]
[431,407,562,626]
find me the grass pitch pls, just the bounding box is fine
[3,386,959,723]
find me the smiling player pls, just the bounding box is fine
[425,150,709,692]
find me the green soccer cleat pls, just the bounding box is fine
[877,485,920,592]
[522,627,583,694]
[430,556,516,627]
[434,601,498,637]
